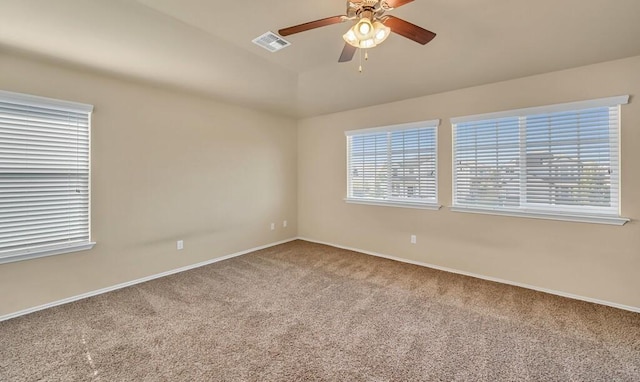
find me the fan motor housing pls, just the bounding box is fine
[347,0,388,19]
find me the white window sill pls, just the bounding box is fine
[450,206,629,226]
[0,241,96,265]
[345,198,442,210]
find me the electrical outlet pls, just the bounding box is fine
[410,235,416,244]
[283,220,287,228]
[177,240,184,250]
[270,223,275,231]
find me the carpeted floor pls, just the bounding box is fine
[1,240,639,381]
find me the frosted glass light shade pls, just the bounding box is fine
[373,21,390,44]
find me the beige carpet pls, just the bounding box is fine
[1,240,639,381]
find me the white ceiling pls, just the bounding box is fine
[1,0,640,118]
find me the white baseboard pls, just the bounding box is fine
[0,237,298,322]
[297,236,640,314]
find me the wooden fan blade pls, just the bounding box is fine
[278,16,345,36]
[338,43,357,63]
[385,0,415,9]
[383,16,436,45]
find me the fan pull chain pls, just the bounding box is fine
[357,49,370,73]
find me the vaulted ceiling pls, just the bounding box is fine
[1,0,640,117]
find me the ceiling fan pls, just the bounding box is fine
[278,0,436,63]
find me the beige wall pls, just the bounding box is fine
[298,55,640,309]
[0,52,298,316]
[2,50,639,317]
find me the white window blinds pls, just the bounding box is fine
[0,90,94,263]
[346,120,439,208]
[452,96,629,224]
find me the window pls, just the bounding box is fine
[345,120,440,209]
[451,96,629,225]
[0,90,95,264]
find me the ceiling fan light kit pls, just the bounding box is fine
[343,18,390,49]
[277,0,436,68]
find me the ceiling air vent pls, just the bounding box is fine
[252,32,291,52]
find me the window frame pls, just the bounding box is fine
[0,90,95,264]
[450,96,629,225]
[345,120,441,210]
